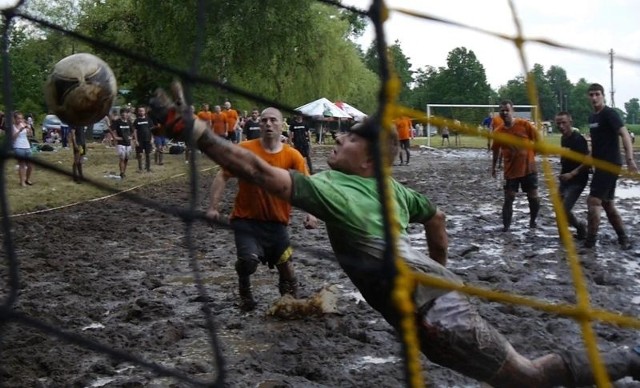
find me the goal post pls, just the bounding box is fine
[424,103,539,147]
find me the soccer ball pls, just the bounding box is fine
[44,53,117,126]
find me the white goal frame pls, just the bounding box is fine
[425,104,538,147]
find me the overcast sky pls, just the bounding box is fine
[342,0,640,112]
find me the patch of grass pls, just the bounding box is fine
[411,133,563,149]
[4,141,219,215]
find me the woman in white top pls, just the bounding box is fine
[12,111,34,187]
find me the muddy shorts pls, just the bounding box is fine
[416,291,509,382]
[231,218,292,269]
[505,172,538,193]
[589,168,620,202]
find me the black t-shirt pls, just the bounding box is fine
[290,121,310,148]
[589,106,623,165]
[111,119,132,146]
[243,119,261,140]
[560,130,589,184]
[133,117,153,143]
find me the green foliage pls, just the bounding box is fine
[625,98,639,124]
[1,0,638,128]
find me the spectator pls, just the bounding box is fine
[12,111,34,187]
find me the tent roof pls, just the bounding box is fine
[295,98,352,119]
[334,101,368,121]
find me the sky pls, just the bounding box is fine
[341,0,640,112]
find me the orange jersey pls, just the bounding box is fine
[395,117,412,140]
[211,112,227,136]
[491,116,504,130]
[491,118,538,179]
[197,111,213,129]
[225,109,239,133]
[226,139,308,224]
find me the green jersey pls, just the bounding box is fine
[291,170,462,310]
[291,170,436,240]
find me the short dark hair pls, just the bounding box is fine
[349,118,399,166]
[588,83,605,94]
[499,99,514,108]
[556,111,572,120]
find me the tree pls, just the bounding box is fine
[569,79,593,129]
[528,64,557,120]
[625,98,639,125]
[73,0,378,112]
[363,39,414,105]
[545,65,573,113]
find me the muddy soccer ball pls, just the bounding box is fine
[44,53,117,126]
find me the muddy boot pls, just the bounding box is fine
[137,156,143,171]
[145,153,151,172]
[238,276,257,311]
[528,197,540,228]
[158,151,164,165]
[276,261,299,298]
[502,202,513,232]
[575,222,587,240]
[584,234,597,248]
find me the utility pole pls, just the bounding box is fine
[609,49,616,107]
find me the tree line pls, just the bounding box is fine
[1,0,638,130]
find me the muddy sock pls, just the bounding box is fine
[145,153,151,171]
[137,156,143,171]
[238,276,257,311]
[277,261,299,297]
[77,164,84,181]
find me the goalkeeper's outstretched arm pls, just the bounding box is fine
[149,82,293,201]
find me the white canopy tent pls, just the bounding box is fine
[295,98,351,119]
[296,98,352,143]
[334,101,368,121]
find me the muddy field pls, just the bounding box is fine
[2,146,640,387]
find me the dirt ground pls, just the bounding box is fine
[2,145,640,387]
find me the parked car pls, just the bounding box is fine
[42,114,62,142]
[91,117,110,139]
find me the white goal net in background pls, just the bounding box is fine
[424,104,539,147]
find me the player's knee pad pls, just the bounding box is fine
[235,256,259,277]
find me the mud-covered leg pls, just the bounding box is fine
[276,260,298,298]
[235,256,259,311]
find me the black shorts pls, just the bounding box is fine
[136,141,152,154]
[294,144,309,157]
[589,169,620,201]
[442,134,449,139]
[504,173,538,193]
[231,218,292,268]
[400,139,410,149]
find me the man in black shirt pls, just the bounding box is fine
[243,108,261,141]
[556,112,589,239]
[585,83,638,249]
[133,106,153,172]
[108,107,133,179]
[290,113,313,173]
